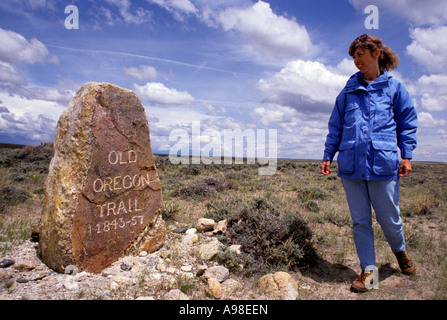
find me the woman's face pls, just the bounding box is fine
[352,47,380,74]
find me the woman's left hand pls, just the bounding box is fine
[398,158,412,177]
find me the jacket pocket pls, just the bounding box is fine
[337,140,355,174]
[372,141,399,175]
[344,102,361,126]
[373,93,394,125]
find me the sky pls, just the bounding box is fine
[0,0,447,161]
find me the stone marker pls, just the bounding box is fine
[39,82,165,274]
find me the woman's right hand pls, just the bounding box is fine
[320,160,331,175]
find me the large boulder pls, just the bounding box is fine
[39,82,165,274]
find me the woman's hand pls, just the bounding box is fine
[321,160,331,175]
[399,158,412,177]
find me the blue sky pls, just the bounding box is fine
[1,0,447,161]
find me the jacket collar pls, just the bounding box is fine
[345,71,392,92]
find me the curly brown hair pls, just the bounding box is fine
[349,34,399,71]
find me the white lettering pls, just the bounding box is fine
[93,173,153,193]
[169,128,190,165]
[108,151,118,165]
[93,178,103,193]
[108,150,138,165]
[95,198,142,218]
[168,121,277,175]
[64,5,79,30]
[364,5,379,30]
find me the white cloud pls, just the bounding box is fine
[251,104,297,128]
[415,74,447,112]
[257,60,348,114]
[418,112,447,127]
[134,82,195,106]
[105,0,152,24]
[149,0,198,19]
[124,65,158,81]
[436,129,447,139]
[0,61,25,85]
[406,26,447,74]
[146,105,239,153]
[0,92,65,142]
[331,58,358,77]
[217,1,313,61]
[251,103,328,159]
[27,0,47,8]
[0,28,50,64]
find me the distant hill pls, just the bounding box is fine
[0,143,27,149]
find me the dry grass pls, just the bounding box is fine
[1,144,446,299]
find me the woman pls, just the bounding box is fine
[321,34,418,293]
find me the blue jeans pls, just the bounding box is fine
[341,178,406,270]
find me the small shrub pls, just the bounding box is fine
[304,200,320,212]
[0,149,17,167]
[207,196,317,275]
[0,186,31,213]
[215,250,247,273]
[176,274,198,294]
[298,186,328,202]
[9,173,28,182]
[171,178,223,199]
[179,165,201,176]
[277,160,297,172]
[403,194,436,217]
[161,201,180,220]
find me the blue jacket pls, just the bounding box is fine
[323,71,418,180]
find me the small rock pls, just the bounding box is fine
[16,278,29,284]
[181,265,193,272]
[135,296,155,300]
[213,219,228,234]
[228,245,242,255]
[185,228,197,235]
[198,244,219,261]
[63,277,79,290]
[300,284,311,290]
[203,266,229,283]
[0,259,15,269]
[222,279,243,296]
[196,218,216,232]
[206,278,222,299]
[139,251,148,257]
[164,289,189,300]
[147,256,159,267]
[120,263,132,271]
[110,274,136,286]
[30,272,50,282]
[156,261,166,272]
[172,227,188,234]
[182,233,199,245]
[110,281,119,290]
[258,272,298,300]
[198,239,223,261]
[196,264,208,277]
[31,225,39,242]
[15,262,36,271]
[74,271,90,282]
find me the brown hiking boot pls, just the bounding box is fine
[350,270,374,293]
[394,250,416,275]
